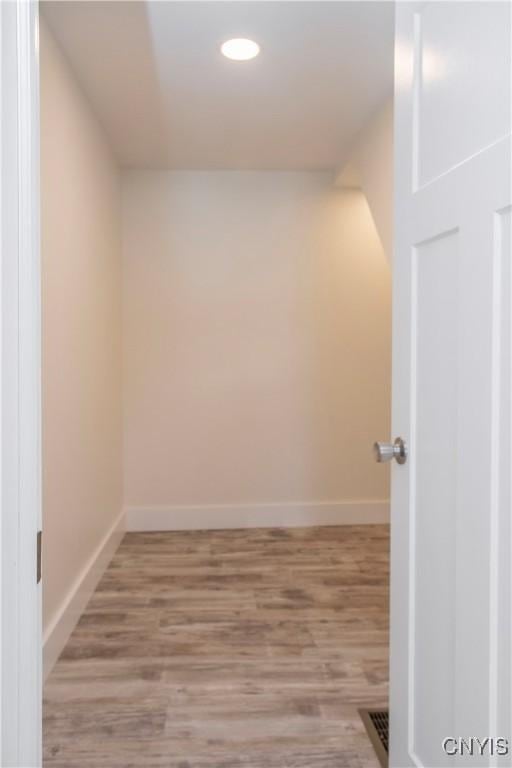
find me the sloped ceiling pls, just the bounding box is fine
[42,1,394,170]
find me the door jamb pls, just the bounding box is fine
[1,0,42,764]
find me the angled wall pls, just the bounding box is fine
[337,100,393,262]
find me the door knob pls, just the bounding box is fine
[373,437,407,465]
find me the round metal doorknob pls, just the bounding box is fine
[373,437,408,465]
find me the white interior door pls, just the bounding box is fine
[390,2,512,767]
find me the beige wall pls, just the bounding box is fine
[122,171,391,515]
[336,100,393,261]
[41,20,122,636]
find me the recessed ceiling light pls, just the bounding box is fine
[221,38,260,61]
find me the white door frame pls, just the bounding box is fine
[0,0,42,765]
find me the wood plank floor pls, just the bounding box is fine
[44,525,389,768]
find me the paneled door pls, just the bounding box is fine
[389,2,511,766]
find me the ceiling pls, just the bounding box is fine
[42,1,394,170]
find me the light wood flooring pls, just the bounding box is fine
[43,525,389,767]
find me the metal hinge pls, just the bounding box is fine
[37,530,42,584]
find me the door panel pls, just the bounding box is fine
[416,2,511,188]
[494,205,511,745]
[390,3,512,766]
[413,229,458,766]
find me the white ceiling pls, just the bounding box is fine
[42,1,394,170]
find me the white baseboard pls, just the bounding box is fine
[125,500,389,532]
[43,509,125,680]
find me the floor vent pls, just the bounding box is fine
[359,708,389,768]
